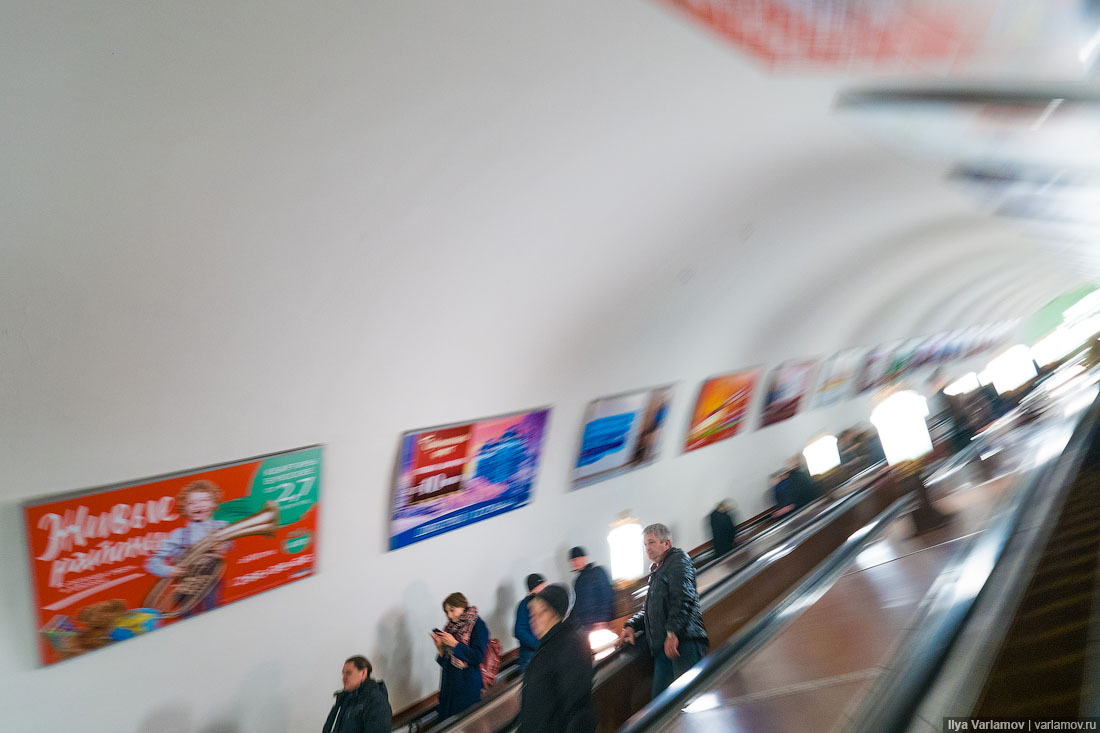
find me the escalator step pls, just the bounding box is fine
[1007,617,1090,644]
[1013,590,1094,621]
[1027,551,1095,576]
[987,648,1086,680]
[972,460,1100,718]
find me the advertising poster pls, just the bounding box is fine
[390,408,550,550]
[855,340,902,393]
[920,332,950,366]
[813,348,863,408]
[684,368,761,452]
[573,385,673,489]
[759,359,819,427]
[886,337,928,378]
[22,446,322,666]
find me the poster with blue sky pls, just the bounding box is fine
[572,385,672,489]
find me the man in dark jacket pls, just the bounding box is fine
[771,456,819,515]
[323,655,392,733]
[785,459,820,508]
[619,523,708,698]
[568,546,614,630]
[517,584,596,733]
[708,501,737,557]
[514,573,547,672]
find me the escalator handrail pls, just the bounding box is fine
[850,395,1100,733]
[619,490,917,732]
[688,461,887,582]
[694,461,887,608]
[413,462,886,733]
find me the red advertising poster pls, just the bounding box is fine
[22,445,322,666]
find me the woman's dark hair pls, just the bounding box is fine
[345,655,372,676]
[442,592,468,611]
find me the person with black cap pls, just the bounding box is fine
[517,584,596,733]
[514,573,548,672]
[568,546,614,632]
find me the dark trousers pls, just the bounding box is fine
[651,639,707,698]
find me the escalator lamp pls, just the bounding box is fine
[943,372,980,396]
[985,345,1037,395]
[870,390,932,465]
[803,435,840,476]
[608,520,644,581]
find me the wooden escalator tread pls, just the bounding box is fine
[972,460,1100,718]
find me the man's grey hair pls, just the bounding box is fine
[643,523,672,542]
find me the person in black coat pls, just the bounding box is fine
[785,460,821,508]
[708,501,737,557]
[517,584,596,733]
[568,546,615,630]
[432,592,489,720]
[619,523,708,698]
[323,655,392,733]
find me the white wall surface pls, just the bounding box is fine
[0,1,1081,731]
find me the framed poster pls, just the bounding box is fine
[887,337,927,378]
[759,359,819,427]
[855,340,902,393]
[684,368,761,452]
[813,348,863,408]
[389,407,550,550]
[573,385,673,489]
[22,445,322,666]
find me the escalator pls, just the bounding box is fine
[970,435,1100,717]
[400,374,1059,733]
[392,495,836,732]
[408,462,902,732]
[392,502,814,733]
[609,374,1093,733]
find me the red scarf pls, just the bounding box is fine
[443,606,479,669]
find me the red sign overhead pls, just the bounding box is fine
[661,0,981,70]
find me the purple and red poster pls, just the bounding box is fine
[389,408,550,550]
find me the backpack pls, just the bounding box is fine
[481,637,502,687]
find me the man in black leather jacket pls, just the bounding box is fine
[323,655,392,733]
[618,523,708,697]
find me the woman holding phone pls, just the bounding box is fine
[431,592,488,720]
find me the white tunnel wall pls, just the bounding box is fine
[0,1,1082,731]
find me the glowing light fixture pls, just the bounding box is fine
[870,390,932,466]
[607,513,643,582]
[985,345,1038,395]
[1031,328,1077,367]
[588,628,619,659]
[803,435,840,476]
[943,372,981,397]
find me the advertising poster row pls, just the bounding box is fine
[389,321,1016,550]
[19,321,1014,666]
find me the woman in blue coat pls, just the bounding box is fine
[432,592,488,721]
